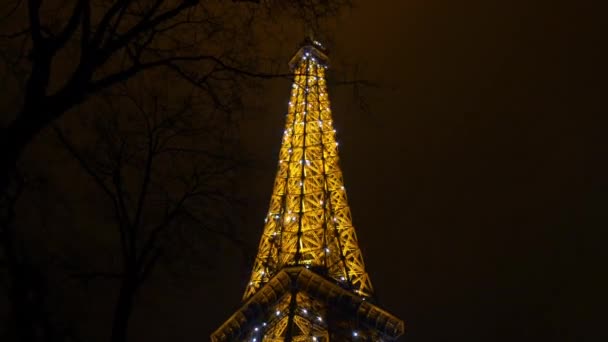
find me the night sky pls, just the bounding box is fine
[2,1,607,341]
[229,2,607,341]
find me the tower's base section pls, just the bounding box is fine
[212,267,404,341]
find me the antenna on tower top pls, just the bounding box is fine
[307,27,315,42]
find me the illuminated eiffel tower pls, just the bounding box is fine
[212,38,404,341]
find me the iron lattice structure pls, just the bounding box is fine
[212,39,404,342]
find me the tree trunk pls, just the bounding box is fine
[1,86,86,196]
[1,89,90,341]
[1,231,38,342]
[111,278,138,342]
[0,159,37,342]
[1,111,64,341]
[0,127,27,198]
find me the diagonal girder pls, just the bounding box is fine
[244,40,374,302]
[212,267,404,342]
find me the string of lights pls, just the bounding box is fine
[244,43,373,304]
[212,39,403,342]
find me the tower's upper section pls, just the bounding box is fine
[243,39,373,301]
[288,37,329,71]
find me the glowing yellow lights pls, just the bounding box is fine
[243,47,373,302]
[210,41,403,342]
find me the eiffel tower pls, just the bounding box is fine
[212,38,404,341]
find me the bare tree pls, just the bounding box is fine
[0,1,350,340]
[0,0,349,190]
[53,76,246,342]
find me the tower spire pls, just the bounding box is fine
[212,39,404,342]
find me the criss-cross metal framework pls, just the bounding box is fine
[244,41,372,302]
[212,39,404,342]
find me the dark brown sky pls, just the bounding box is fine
[4,1,607,341]
[217,1,607,341]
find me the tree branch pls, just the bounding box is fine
[53,0,86,50]
[137,248,161,285]
[52,126,120,212]
[0,28,30,39]
[99,0,198,61]
[1,0,23,22]
[131,121,157,256]
[91,0,133,47]
[80,0,91,53]
[70,271,122,281]
[27,0,43,46]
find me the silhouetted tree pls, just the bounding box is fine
[0,1,351,341]
[54,76,244,342]
[0,0,349,189]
